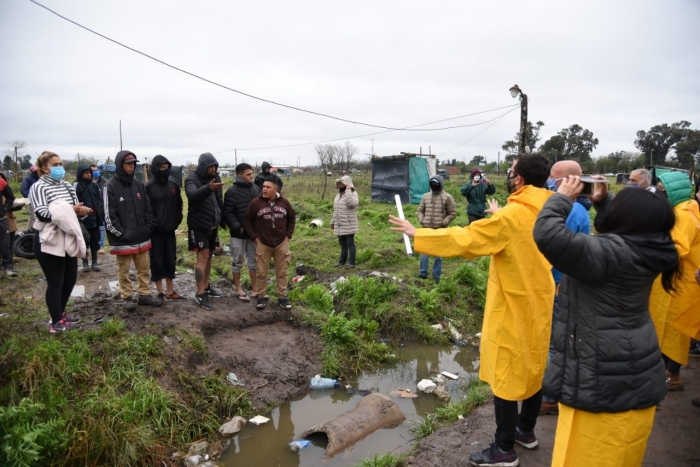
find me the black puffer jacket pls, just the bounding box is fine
[75,165,103,229]
[533,194,677,413]
[185,152,223,231]
[146,155,183,232]
[104,151,153,248]
[223,177,259,238]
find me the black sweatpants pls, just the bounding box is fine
[494,390,543,451]
[663,353,681,376]
[338,234,356,266]
[86,227,100,265]
[0,217,11,271]
[150,231,176,282]
[37,251,78,324]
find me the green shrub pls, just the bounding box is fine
[0,398,68,467]
[357,452,402,467]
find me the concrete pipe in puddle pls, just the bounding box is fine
[301,392,405,457]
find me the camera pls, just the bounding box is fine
[579,176,608,195]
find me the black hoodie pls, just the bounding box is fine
[185,152,223,231]
[146,155,183,232]
[223,175,259,239]
[104,150,153,250]
[75,164,103,229]
[254,161,283,190]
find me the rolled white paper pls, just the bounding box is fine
[394,194,413,255]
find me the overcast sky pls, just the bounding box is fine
[1,0,698,167]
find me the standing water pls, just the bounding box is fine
[219,343,479,467]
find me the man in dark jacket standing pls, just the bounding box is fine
[461,169,496,223]
[254,161,282,190]
[147,155,184,301]
[75,164,103,271]
[20,166,39,230]
[186,152,224,309]
[223,163,259,301]
[245,178,295,310]
[104,150,161,307]
[0,173,16,277]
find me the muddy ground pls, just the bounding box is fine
[55,253,323,409]
[406,359,700,467]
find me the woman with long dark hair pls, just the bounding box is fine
[534,177,679,467]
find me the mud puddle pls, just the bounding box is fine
[219,343,480,467]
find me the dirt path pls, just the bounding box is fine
[407,359,700,466]
[64,254,322,409]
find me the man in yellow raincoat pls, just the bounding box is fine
[649,171,700,391]
[391,155,555,467]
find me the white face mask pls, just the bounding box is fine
[473,175,481,182]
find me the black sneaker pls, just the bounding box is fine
[138,294,163,307]
[469,443,519,467]
[194,293,212,310]
[91,264,101,272]
[256,296,268,310]
[514,426,538,449]
[278,297,292,310]
[205,285,223,297]
[61,312,81,323]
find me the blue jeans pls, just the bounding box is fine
[98,225,106,249]
[419,254,442,281]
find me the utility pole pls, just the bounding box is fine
[234,148,238,167]
[119,120,123,151]
[497,151,501,175]
[509,85,528,155]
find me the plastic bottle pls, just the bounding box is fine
[310,376,340,389]
[288,439,311,452]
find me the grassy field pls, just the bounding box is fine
[1,170,615,465]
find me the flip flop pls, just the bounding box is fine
[236,292,251,302]
[166,291,186,300]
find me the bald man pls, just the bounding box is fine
[540,160,592,415]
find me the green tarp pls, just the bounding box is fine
[408,157,430,204]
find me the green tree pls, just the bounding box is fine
[539,124,599,164]
[21,154,32,169]
[634,121,691,165]
[673,129,700,170]
[502,120,545,162]
[469,155,486,166]
[3,155,13,170]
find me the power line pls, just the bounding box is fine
[28,0,515,132]
[230,106,519,153]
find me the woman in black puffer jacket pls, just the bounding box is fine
[533,177,678,467]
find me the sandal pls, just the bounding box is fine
[166,291,185,300]
[236,291,251,302]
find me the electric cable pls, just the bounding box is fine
[28,0,516,132]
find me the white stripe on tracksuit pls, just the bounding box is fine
[103,184,122,237]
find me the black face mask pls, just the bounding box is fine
[339,186,346,193]
[156,168,170,183]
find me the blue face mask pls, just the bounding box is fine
[49,166,65,181]
[92,169,101,179]
[546,178,558,191]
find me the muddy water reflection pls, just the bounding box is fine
[219,343,479,467]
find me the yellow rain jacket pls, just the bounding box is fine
[649,200,700,364]
[414,185,555,400]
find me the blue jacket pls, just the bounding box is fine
[552,199,590,284]
[20,171,39,197]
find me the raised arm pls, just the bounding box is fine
[534,193,618,283]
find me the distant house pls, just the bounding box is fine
[440,165,462,175]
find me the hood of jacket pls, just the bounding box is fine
[261,161,271,173]
[115,150,137,184]
[196,152,218,180]
[659,171,693,207]
[76,164,92,184]
[619,231,679,274]
[507,184,553,212]
[150,154,171,185]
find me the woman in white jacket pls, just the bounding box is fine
[29,151,91,334]
[330,175,359,268]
